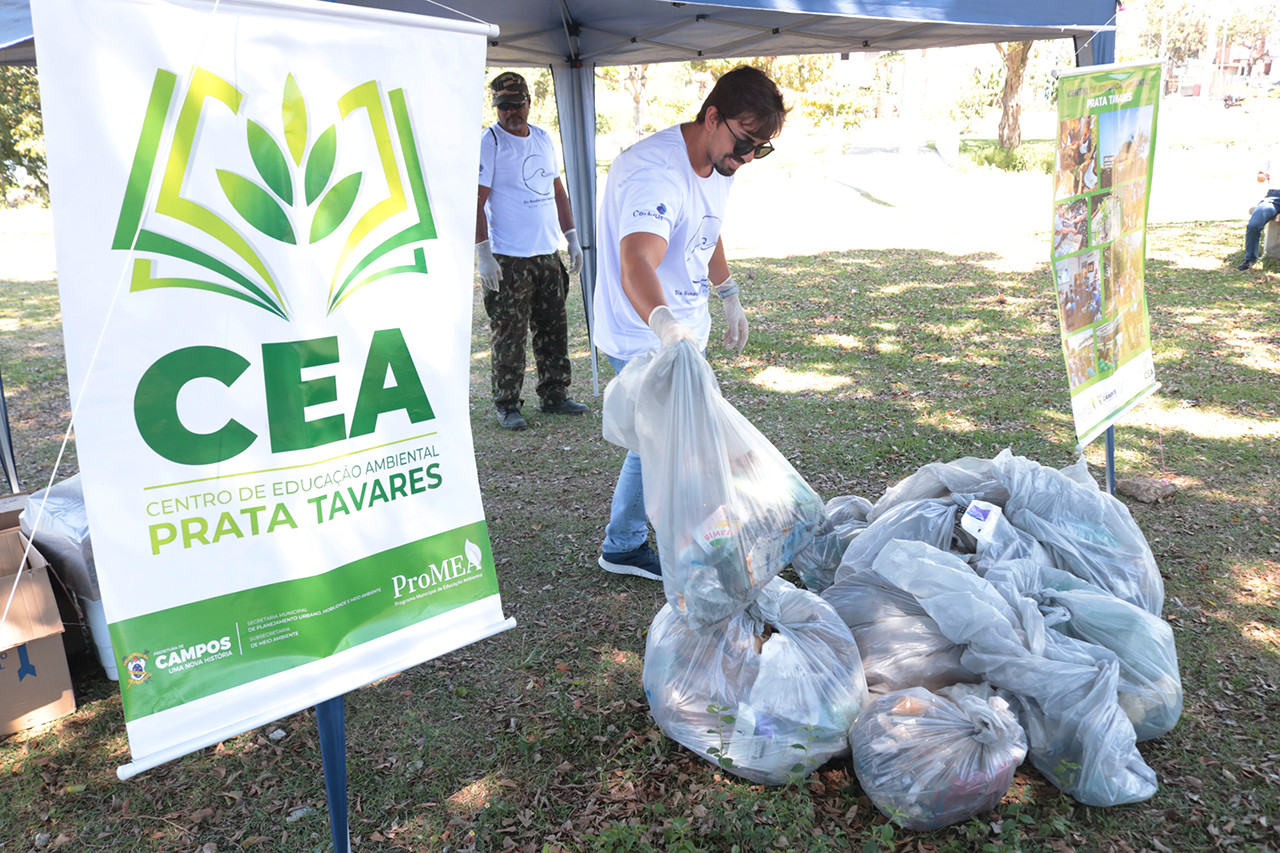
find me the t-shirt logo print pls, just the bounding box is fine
[520,154,557,196]
[112,69,438,320]
[685,215,721,271]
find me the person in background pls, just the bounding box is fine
[591,65,787,580]
[476,71,587,431]
[1237,148,1280,271]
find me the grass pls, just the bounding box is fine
[1,219,1278,852]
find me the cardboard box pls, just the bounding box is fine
[0,491,31,533]
[0,529,75,736]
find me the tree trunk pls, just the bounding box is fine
[996,41,1032,150]
[623,65,649,141]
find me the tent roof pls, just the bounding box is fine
[2,0,1117,68]
[336,0,1117,67]
[0,0,33,65]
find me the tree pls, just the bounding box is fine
[0,66,46,204]
[622,65,650,140]
[995,41,1033,150]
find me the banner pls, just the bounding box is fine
[31,0,512,777]
[1051,62,1161,448]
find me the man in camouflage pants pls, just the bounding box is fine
[476,71,587,431]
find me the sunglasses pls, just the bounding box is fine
[496,99,527,112]
[725,120,774,160]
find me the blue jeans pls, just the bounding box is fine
[602,354,648,554]
[1244,196,1280,262]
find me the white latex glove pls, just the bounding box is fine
[565,228,583,275]
[716,276,749,352]
[476,240,502,293]
[647,304,698,347]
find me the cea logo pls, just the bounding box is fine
[134,328,434,465]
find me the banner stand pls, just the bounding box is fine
[1104,426,1116,496]
[316,695,351,853]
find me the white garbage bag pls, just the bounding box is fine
[822,563,979,693]
[868,539,1157,807]
[643,576,870,786]
[790,494,873,592]
[868,456,1008,523]
[602,340,827,629]
[983,559,1182,741]
[993,451,1164,616]
[850,683,1028,830]
[833,498,959,584]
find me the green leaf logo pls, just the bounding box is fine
[217,169,297,243]
[112,69,438,320]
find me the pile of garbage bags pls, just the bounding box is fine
[603,342,1181,829]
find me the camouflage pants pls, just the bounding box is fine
[483,252,572,410]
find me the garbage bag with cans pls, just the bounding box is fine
[642,576,870,785]
[603,340,828,629]
[849,683,1028,830]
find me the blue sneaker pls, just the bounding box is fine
[599,542,662,581]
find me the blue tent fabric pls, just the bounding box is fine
[683,0,1117,29]
[0,0,35,65]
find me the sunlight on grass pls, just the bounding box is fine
[1132,400,1280,440]
[812,333,864,350]
[1219,329,1280,372]
[911,405,979,433]
[447,774,507,817]
[749,365,852,393]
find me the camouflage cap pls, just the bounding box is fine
[489,71,530,106]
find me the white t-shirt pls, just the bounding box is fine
[478,123,563,257]
[592,125,733,360]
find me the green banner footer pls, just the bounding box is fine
[109,520,496,720]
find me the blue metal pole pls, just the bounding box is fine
[316,695,351,853]
[1104,425,1116,496]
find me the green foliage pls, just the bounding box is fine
[687,55,832,92]
[704,703,736,769]
[962,139,1055,173]
[951,63,1004,125]
[797,76,871,131]
[1128,0,1280,75]
[0,66,46,205]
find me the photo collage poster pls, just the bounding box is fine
[1051,62,1162,446]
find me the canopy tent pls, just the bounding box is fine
[1,0,1118,396]
[329,0,1118,391]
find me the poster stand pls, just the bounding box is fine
[317,695,351,853]
[0,370,19,493]
[1104,425,1116,496]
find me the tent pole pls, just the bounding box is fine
[552,62,601,396]
[0,369,20,494]
[316,695,351,853]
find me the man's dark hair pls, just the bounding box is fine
[695,65,788,139]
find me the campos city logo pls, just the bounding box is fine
[112,68,438,319]
[122,652,151,687]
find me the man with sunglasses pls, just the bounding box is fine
[477,71,587,432]
[592,65,787,580]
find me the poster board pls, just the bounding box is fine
[31,0,512,778]
[1051,61,1162,448]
